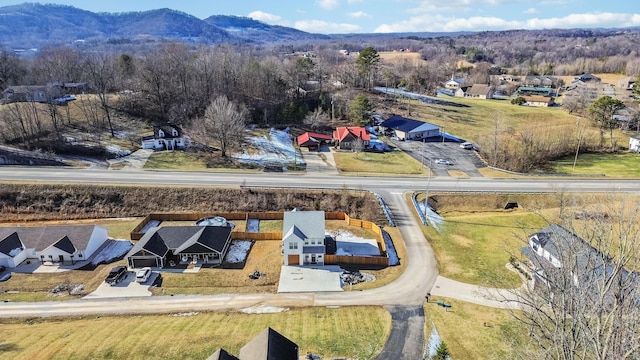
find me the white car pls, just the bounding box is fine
[435,159,453,165]
[135,267,152,283]
[460,142,474,149]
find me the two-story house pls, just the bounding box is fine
[281,210,327,266]
[141,124,187,151]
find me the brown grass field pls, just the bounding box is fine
[0,307,391,360]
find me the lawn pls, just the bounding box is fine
[413,193,555,288]
[333,150,426,175]
[143,151,210,170]
[0,307,391,360]
[423,210,547,288]
[551,152,640,177]
[425,298,532,359]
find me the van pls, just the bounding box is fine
[460,142,473,149]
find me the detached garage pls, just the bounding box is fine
[380,115,441,141]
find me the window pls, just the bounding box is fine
[78,253,82,258]
[289,242,298,250]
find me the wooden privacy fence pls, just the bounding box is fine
[324,254,389,267]
[130,211,389,266]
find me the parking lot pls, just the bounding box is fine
[392,140,486,177]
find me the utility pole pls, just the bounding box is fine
[573,116,582,170]
[424,159,431,221]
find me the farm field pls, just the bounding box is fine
[0,307,391,360]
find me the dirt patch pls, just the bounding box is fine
[451,234,473,248]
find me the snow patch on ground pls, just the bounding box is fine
[141,220,161,233]
[232,128,305,168]
[330,230,381,256]
[106,145,132,158]
[417,201,444,231]
[246,219,260,233]
[241,306,289,314]
[91,239,133,265]
[170,312,200,317]
[225,240,252,263]
[382,229,400,266]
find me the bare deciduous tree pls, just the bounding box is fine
[198,95,247,157]
[303,106,330,130]
[506,195,640,360]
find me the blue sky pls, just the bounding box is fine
[2,0,639,34]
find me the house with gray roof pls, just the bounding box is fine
[126,226,233,268]
[465,84,494,99]
[239,327,299,360]
[380,115,441,141]
[521,224,622,290]
[282,210,327,266]
[0,225,108,268]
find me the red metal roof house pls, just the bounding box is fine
[332,127,370,150]
[297,132,333,151]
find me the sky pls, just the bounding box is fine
[2,0,639,34]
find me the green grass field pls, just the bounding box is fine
[0,307,391,360]
[425,298,531,359]
[144,151,210,170]
[333,150,426,175]
[551,152,640,177]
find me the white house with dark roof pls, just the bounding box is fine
[126,226,233,268]
[521,224,624,290]
[141,123,187,151]
[0,225,108,267]
[282,210,327,266]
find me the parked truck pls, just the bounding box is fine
[105,266,127,285]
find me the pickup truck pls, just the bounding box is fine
[105,266,127,285]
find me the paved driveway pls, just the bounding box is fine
[83,271,158,299]
[301,145,339,175]
[277,265,343,293]
[393,140,485,177]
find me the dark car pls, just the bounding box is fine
[105,266,127,285]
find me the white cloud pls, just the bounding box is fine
[247,11,289,26]
[374,12,640,32]
[523,8,538,14]
[295,19,361,34]
[348,11,371,19]
[317,0,340,10]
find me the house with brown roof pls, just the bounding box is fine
[465,84,494,99]
[297,132,332,151]
[1,85,56,104]
[126,225,233,268]
[332,126,370,150]
[141,123,187,151]
[0,225,108,268]
[521,95,555,107]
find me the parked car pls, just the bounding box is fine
[460,142,474,149]
[105,266,127,285]
[135,267,152,283]
[435,159,453,165]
